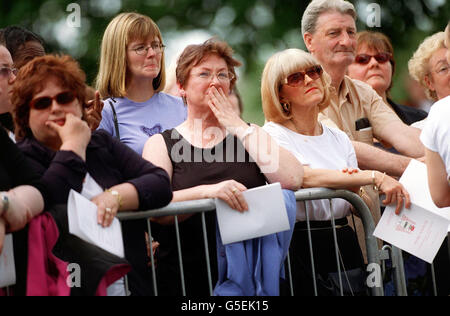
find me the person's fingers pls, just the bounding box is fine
[94,91,103,112]
[102,206,116,227]
[234,182,247,192]
[102,208,111,227]
[382,192,393,206]
[223,190,242,212]
[394,194,403,215]
[403,190,411,209]
[234,191,248,211]
[96,201,106,225]
[45,120,62,133]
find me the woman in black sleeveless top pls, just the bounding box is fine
[143,38,303,296]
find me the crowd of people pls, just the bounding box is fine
[0,0,449,296]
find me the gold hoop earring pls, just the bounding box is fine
[281,102,290,114]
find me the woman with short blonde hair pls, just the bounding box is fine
[95,12,186,155]
[261,49,331,124]
[408,31,448,101]
[262,48,410,295]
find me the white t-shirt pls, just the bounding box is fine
[420,96,450,181]
[263,121,357,221]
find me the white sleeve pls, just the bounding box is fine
[263,123,307,164]
[420,101,450,178]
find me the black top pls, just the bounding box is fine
[17,129,173,296]
[375,99,428,154]
[17,129,172,210]
[388,98,428,126]
[0,126,42,192]
[155,128,267,296]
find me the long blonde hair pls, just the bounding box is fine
[95,12,166,98]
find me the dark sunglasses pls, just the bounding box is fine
[283,65,323,87]
[29,91,77,110]
[354,52,391,65]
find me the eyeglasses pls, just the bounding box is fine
[283,65,323,87]
[435,64,450,76]
[0,67,18,78]
[354,52,392,65]
[131,42,166,56]
[29,91,77,110]
[192,71,235,83]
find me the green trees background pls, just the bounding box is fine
[1,0,449,124]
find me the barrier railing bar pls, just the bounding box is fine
[390,246,407,296]
[304,201,318,296]
[294,188,383,297]
[147,219,158,296]
[117,199,216,221]
[116,188,384,296]
[430,262,437,296]
[174,215,186,296]
[285,252,294,296]
[329,199,344,296]
[201,212,213,296]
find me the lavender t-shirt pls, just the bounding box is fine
[98,92,187,155]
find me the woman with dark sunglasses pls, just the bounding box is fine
[348,31,428,126]
[261,48,410,296]
[11,54,173,296]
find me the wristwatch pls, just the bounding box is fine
[0,193,9,217]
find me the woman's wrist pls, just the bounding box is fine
[235,124,256,142]
[373,171,385,190]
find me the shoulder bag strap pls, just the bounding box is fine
[108,99,120,140]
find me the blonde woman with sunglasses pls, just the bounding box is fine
[262,48,410,296]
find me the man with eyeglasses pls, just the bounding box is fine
[301,0,424,178]
[0,45,16,139]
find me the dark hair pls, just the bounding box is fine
[12,55,87,141]
[0,26,45,61]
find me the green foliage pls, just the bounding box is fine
[1,0,449,123]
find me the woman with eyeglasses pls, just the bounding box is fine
[347,31,428,127]
[261,48,410,296]
[409,30,450,130]
[12,54,173,296]
[95,12,186,155]
[142,38,303,296]
[418,23,450,297]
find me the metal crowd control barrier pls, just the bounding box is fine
[116,188,396,297]
[2,188,442,296]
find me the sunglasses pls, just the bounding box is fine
[354,52,392,65]
[29,91,77,110]
[283,65,323,87]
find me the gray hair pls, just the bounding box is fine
[301,0,357,36]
